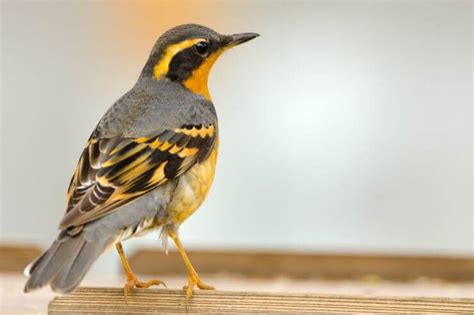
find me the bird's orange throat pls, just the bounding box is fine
[183,49,224,101]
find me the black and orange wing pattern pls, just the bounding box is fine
[60,124,216,230]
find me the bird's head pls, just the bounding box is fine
[140,24,259,100]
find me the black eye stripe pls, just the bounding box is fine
[167,46,204,81]
[165,40,212,81]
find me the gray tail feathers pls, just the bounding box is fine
[24,232,112,293]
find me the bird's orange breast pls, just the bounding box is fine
[167,143,218,224]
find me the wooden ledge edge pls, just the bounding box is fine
[48,287,474,314]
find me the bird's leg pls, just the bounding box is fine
[116,242,166,300]
[167,229,214,300]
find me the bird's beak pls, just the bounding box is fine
[223,32,260,49]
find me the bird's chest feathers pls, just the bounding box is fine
[168,145,218,224]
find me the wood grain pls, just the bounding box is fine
[0,244,42,272]
[130,249,474,282]
[48,287,474,314]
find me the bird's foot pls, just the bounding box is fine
[183,272,214,300]
[123,275,166,302]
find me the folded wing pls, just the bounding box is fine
[60,124,217,231]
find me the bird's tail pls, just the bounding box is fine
[24,231,113,293]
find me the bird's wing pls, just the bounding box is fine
[59,124,216,230]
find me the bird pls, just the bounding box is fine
[24,24,259,300]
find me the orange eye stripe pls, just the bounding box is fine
[153,38,205,79]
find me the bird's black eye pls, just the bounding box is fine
[195,41,209,55]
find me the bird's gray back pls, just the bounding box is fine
[95,78,217,139]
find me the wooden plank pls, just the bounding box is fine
[48,287,474,314]
[130,249,474,282]
[0,244,42,272]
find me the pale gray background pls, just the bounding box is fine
[1,1,472,274]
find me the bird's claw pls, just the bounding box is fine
[123,276,167,303]
[183,273,214,300]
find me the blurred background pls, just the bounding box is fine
[0,1,472,313]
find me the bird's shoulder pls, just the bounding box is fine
[94,79,217,139]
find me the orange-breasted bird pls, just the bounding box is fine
[24,24,259,299]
